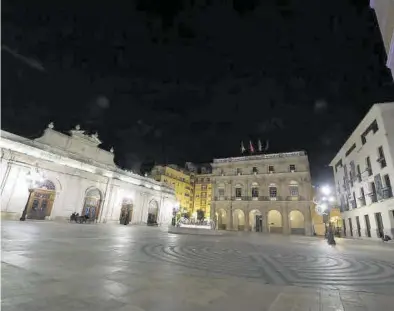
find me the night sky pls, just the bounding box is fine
[2,0,394,184]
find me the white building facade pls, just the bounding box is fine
[211,152,313,235]
[369,0,394,79]
[329,103,394,240]
[0,124,178,225]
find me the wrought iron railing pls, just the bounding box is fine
[383,187,393,199]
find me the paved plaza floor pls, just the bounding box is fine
[2,221,394,310]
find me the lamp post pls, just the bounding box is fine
[20,169,43,221]
[313,185,337,245]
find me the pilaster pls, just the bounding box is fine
[282,205,290,234]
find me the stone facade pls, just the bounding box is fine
[0,124,177,225]
[210,152,313,235]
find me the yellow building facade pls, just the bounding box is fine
[192,173,212,219]
[151,165,192,213]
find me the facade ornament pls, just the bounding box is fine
[92,132,99,139]
[110,147,114,153]
[75,124,81,131]
[48,122,54,129]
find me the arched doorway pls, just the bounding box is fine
[216,209,227,230]
[82,188,102,222]
[289,210,305,235]
[120,198,133,225]
[233,209,245,231]
[268,210,283,233]
[249,209,263,232]
[27,180,56,220]
[147,200,159,225]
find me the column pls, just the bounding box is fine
[263,210,269,233]
[227,207,233,230]
[99,178,112,223]
[304,205,313,236]
[282,206,290,234]
[244,208,249,231]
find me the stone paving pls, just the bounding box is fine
[2,221,394,310]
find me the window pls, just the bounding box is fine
[335,159,343,173]
[235,187,242,198]
[218,188,225,196]
[206,178,210,182]
[349,172,354,188]
[345,143,356,157]
[383,174,393,198]
[252,167,258,173]
[289,186,299,196]
[201,185,207,191]
[359,187,366,206]
[184,193,190,197]
[357,165,362,182]
[289,164,296,172]
[269,186,277,198]
[268,166,274,173]
[251,182,259,198]
[236,168,242,175]
[361,120,379,145]
[370,182,377,203]
[378,146,387,168]
[201,192,207,198]
[366,157,372,176]
[352,192,357,209]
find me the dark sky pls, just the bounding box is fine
[2,0,394,184]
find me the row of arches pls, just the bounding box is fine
[25,179,160,224]
[217,181,300,198]
[215,209,305,234]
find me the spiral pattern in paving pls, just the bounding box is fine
[142,243,394,289]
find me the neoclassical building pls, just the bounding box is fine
[0,123,177,224]
[211,152,313,235]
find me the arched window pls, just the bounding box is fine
[251,182,259,198]
[289,181,299,197]
[235,184,242,198]
[269,183,277,199]
[36,179,56,191]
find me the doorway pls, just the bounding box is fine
[364,215,371,237]
[356,216,361,237]
[256,215,263,232]
[120,198,133,225]
[82,188,102,221]
[375,212,384,238]
[26,180,56,220]
[348,218,353,237]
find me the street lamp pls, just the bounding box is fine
[20,169,44,221]
[313,184,337,245]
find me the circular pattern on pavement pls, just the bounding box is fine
[142,243,394,288]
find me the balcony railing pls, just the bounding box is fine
[368,192,377,203]
[213,196,306,201]
[383,187,393,199]
[358,196,366,207]
[350,200,357,209]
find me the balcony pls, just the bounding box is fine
[383,187,393,199]
[350,200,357,209]
[212,195,308,202]
[358,196,366,207]
[367,192,377,203]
